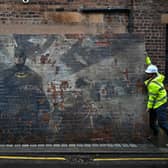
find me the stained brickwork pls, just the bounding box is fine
[0,0,167,144]
[0,34,146,144]
[0,0,167,71]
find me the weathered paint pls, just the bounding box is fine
[0,34,146,144]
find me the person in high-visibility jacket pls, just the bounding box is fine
[144,56,168,138]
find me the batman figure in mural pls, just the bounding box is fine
[0,46,50,143]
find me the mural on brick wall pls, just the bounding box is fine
[0,34,146,144]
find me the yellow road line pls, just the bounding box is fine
[93,157,168,161]
[0,156,66,161]
[1,156,168,161]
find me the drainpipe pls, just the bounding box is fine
[165,25,168,82]
[128,0,134,33]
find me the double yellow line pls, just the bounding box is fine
[93,157,168,161]
[0,156,168,161]
[0,156,66,161]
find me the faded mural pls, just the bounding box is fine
[0,34,146,144]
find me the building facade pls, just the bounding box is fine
[0,0,167,144]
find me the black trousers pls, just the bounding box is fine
[149,109,159,136]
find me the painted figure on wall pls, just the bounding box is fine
[0,46,50,143]
[0,34,146,144]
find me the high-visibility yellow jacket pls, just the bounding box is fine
[144,73,167,109]
[144,55,167,109]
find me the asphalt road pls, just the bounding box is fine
[0,154,168,168]
[0,160,168,168]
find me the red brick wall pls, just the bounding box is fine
[0,0,168,144]
[131,0,167,73]
[0,0,167,72]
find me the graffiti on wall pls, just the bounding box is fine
[0,34,146,144]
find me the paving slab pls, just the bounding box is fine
[0,143,167,155]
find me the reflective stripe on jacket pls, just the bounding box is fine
[144,74,167,109]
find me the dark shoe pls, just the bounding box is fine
[147,135,158,141]
[147,135,153,141]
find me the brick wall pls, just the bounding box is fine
[0,0,128,24]
[0,34,146,144]
[131,0,167,73]
[0,0,167,69]
[0,0,167,144]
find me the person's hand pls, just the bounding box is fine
[144,51,148,57]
